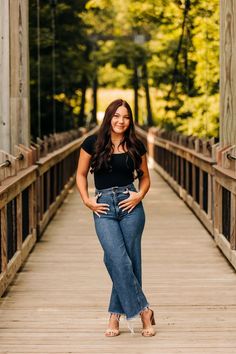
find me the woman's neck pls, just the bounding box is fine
[111,132,124,142]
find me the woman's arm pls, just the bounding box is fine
[118,153,150,213]
[76,148,109,216]
[76,148,91,205]
[137,153,151,199]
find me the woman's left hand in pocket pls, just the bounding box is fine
[118,191,143,213]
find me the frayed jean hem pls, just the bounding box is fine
[125,303,150,334]
[126,303,150,321]
[109,311,125,316]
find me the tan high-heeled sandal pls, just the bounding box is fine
[140,308,156,337]
[104,313,121,337]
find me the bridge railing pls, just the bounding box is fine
[0,126,98,296]
[1,124,235,296]
[35,129,88,235]
[213,147,236,267]
[136,125,236,270]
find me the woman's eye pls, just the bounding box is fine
[113,116,130,120]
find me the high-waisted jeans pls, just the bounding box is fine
[92,182,150,333]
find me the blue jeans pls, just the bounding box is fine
[92,182,150,332]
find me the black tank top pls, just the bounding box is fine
[80,134,147,189]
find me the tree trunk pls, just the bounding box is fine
[91,74,98,124]
[134,63,139,123]
[78,73,87,127]
[142,62,153,126]
[166,0,190,102]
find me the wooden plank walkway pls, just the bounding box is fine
[0,169,236,353]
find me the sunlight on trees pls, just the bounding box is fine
[29,0,219,138]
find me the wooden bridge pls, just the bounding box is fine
[1,161,236,353]
[0,0,236,353]
[0,125,236,353]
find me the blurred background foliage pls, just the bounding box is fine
[29,0,219,139]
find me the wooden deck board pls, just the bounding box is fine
[0,170,236,353]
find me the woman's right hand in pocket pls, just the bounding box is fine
[85,196,110,217]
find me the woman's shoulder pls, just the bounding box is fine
[80,133,97,155]
[136,138,147,156]
[83,133,98,143]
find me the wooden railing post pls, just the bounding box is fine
[230,193,236,250]
[207,0,236,267]
[0,1,30,154]
[147,127,157,169]
[1,206,7,273]
[220,0,236,147]
[0,0,10,152]
[16,193,22,251]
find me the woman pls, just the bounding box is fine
[76,99,156,337]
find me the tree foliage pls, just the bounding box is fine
[29,0,219,138]
[80,0,219,137]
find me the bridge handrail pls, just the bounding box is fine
[0,126,98,297]
[136,125,236,270]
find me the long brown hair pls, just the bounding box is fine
[90,99,144,180]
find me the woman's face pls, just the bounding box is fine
[110,106,130,135]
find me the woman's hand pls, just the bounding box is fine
[118,191,143,213]
[85,196,110,217]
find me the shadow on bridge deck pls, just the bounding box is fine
[0,169,236,353]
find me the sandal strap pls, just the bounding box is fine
[110,313,121,321]
[105,328,120,335]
